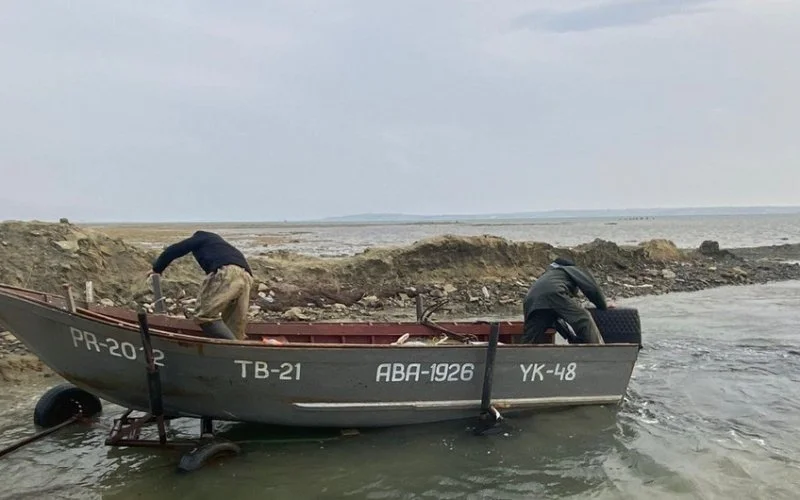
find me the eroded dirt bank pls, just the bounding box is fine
[2,220,800,377]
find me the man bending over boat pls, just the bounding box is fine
[522,257,612,344]
[148,230,254,341]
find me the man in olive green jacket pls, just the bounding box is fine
[523,257,611,344]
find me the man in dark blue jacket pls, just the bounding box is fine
[522,257,611,344]
[149,231,254,340]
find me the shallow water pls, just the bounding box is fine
[125,213,800,256]
[2,281,799,499]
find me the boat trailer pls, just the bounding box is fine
[101,310,242,472]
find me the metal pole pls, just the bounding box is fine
[137,311,167,445]
[63,284,76,313]
[479,322,500,413]
[201,417,213,437]
[0,415,80,459]
[85,281,94,305]
[475,322,502,435]
[150,274,167,314]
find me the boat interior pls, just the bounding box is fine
[0,284,539,346]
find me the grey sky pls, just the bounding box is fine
[1,0,798,222]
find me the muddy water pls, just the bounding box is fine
[2,282,800,499]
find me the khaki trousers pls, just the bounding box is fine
[193,265,254,340]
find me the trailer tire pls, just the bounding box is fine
[33,383,103,428]
[177,439,241,473]
[590,307,642,346]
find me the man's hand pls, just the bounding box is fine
[607,302,617,309]
[146,271,160,282]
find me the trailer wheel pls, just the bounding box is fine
[177,439,241,473]
[33,383,103,428]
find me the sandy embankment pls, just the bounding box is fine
[2,220,799,380]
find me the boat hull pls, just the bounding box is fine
[0,290,639,428]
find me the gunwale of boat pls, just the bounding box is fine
[0,283,639,349]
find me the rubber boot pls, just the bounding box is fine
[199,319,236,340]
[554,319,580,344]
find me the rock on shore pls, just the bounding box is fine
[2,220,800,362]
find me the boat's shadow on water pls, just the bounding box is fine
[90,405,653,499]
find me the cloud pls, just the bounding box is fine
[511,0,715,33]
[0,0,798,222]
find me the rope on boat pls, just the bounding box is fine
[421,319,478,343]
[417,297,479,343]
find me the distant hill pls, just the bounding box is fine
[316,206,800,223]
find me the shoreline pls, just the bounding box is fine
[2,221,800,380]
[86,217,800,258]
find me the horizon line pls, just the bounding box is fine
[4,204,800,225]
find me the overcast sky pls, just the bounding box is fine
[1,0,798,222]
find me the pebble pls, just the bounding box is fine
[282,307,311,321]
[54,240,80,252]
[239,257,799,321]
[360,295,381,308]
[731,267,748,276]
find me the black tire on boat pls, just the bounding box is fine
[590,307,642,346]
[33,383,103,428]
[177,439,241,473]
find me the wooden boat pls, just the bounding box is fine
[0,283,642,430]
